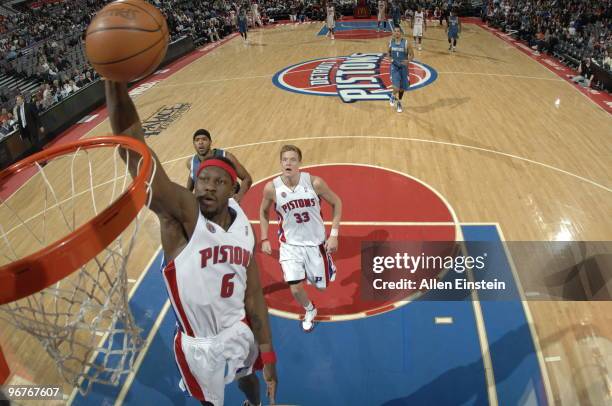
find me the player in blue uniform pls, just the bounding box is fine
[387,26,413,113]
[186,129,252,202]
[390,1,402,30]
[447,10,461,52]
[238,8,248,42]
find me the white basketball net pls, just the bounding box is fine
[0,144,154,395]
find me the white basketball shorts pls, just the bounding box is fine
[173,321,258,405]
[279,243,336,289]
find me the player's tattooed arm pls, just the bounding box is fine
[105,81,199,240]
[245,258,277,404]
[244,259,273,348]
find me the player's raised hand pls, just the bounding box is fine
[325,236,338,254]
[262,239,272,255]
[263,363,277,404]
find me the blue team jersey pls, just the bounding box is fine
[449,16,459,31]
[389,38,408,66]
[190,149,226,183]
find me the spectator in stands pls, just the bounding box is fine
[484,0,610,84]
[572,58,595,87]
[13,94,44,153]
[534,27,547,55]
[83,70,95,85]
[61,81,73,98]
[603,48,611,71]
[0,114,15,137]
[69,79,80,93]
[42,83,53,109]
[0,107,8,123]
[207,20,221,42]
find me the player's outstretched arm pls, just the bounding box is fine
[226,151,253,202]
[259,181,275,255]
[105,81,198,233]
[312,176,342,253]
[244,259,277,404]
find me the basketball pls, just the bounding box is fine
[85,0,169,82]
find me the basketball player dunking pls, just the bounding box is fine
[186,129,253,202]
[259,145,342,332]
[412,6,426,51]
[387,26,414,113]
[105,81,277,406]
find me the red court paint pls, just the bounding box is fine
[0,348,9,383]
[241,164,457,321]
[0,34,238,201]
[470,18,612,114]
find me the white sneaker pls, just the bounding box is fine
[302,304,317,332]
[396,102,403,113]
[242,401,262,406]
[389,96,395,107]
[418,45,422,51]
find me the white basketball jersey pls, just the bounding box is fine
[414,11,424,27]
[273,172,325,246]
[163,199,255,338]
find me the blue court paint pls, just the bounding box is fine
[462,226,548,406]
[70,249,166,406]
[75,225,547,405]
[317,21,391,36]
[121,296,485,406]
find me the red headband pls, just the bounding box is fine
[197,159,237,183]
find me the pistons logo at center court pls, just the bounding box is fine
[272,53,437,103]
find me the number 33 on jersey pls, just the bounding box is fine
[273,172,326,246]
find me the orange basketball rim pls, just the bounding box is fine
[0,136,153,305]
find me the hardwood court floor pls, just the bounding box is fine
[1,20,611,405]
